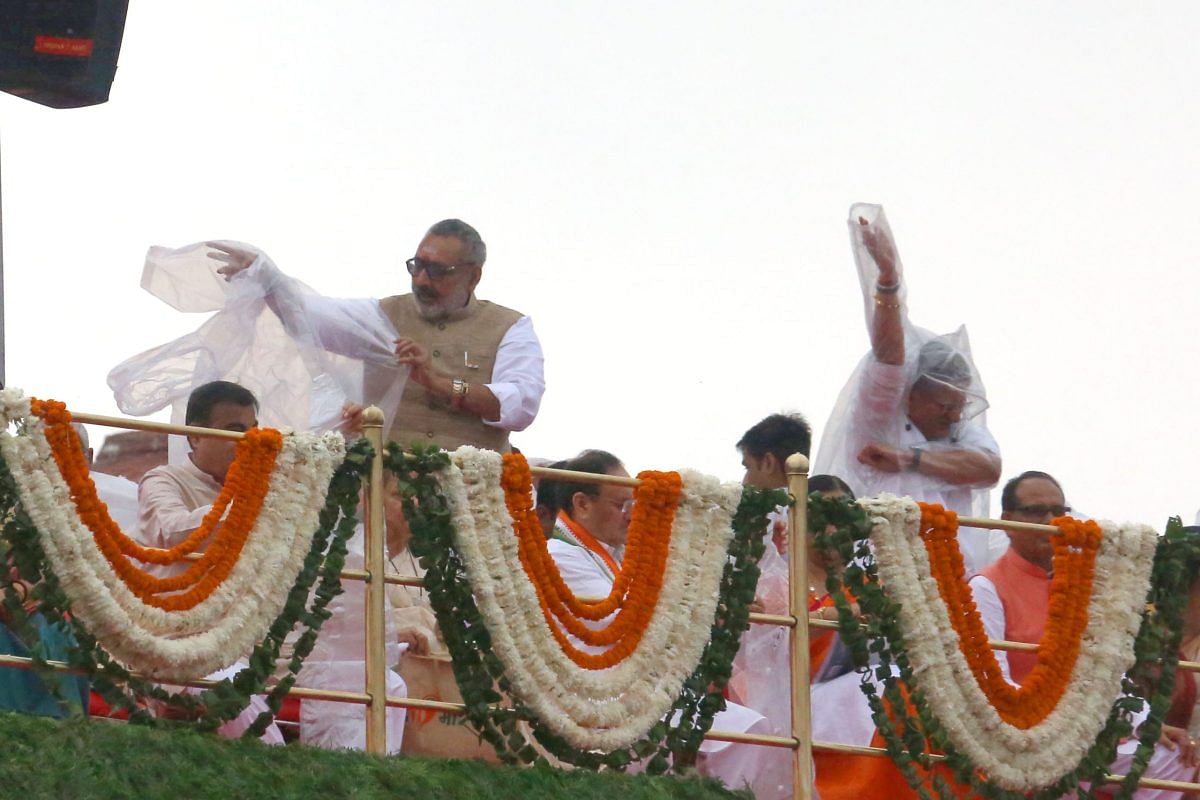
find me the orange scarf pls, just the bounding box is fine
[556,510,621,578]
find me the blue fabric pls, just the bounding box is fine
[0,614,88,718]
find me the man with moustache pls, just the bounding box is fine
[209,219,545,451]
[969,471,1197,797]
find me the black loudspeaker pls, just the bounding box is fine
[0,0,130,109]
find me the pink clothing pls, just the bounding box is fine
[977,548,1050,685]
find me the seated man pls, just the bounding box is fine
[971,471,1194,799]
[135,380,282,742]
[545,450,791,800]
[297,476,411,753]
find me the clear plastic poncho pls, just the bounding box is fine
[107,241,408,462]
[813,204,1004,570]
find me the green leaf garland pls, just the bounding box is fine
[810,493,1188,799]
[390,442,783,773]
[0,437,372,736]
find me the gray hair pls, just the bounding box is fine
[427,219,487,266]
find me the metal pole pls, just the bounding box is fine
[786,453,813,799]
[361,406,388,753]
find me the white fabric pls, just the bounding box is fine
[1103,741,1193,800]
[92,470,139,533]
[814,203,1005,574]
[134,460,282,743]
[297,526,407,753]
[729,519,790,740]
[108,241,408,464]
[545,536,791,800]
[809,670,880,747]
[967,575,1015,686]
[136,457,221,577]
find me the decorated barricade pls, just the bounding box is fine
[2,389,1200,798]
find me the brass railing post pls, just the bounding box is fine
[362,406,388,754]
[786,453,813,799]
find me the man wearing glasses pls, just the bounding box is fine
[968,471,1069,686]
[207,219,545,452]
[969,474,1198,789]
[814,204,1004,574]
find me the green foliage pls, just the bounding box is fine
[810,494,1189,799]
[0,437,374,736]
[0,711,747,800]
[392,442,784,773]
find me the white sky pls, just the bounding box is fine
[2,2,1197,526]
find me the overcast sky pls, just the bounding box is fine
[2,2,1197,526]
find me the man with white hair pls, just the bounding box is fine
[814,204,1005,574]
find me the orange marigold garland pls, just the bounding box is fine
[32,398,283,611]
[918,501,1100,729]
[499,452,681,668]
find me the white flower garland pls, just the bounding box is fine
[441,447,741,752]
[0,388,344,682]
[864,494,1157,791]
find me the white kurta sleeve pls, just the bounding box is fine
[136,474,212,550]
[482,315,546,432]
[968,575,1014,685]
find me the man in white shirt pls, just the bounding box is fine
[545,450,792,800]
[970,471,1195,798]
[815,204,1005,574]
[136,380,282,743]
[209,219,545,452]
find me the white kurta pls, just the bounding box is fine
[546,537,793,800]
[296,527,408,753]
[135,460,283,744]
[828,358,1008,575]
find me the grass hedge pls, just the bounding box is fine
[0,712,749,800]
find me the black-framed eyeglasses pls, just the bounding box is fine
[406,257,461,280]
[1012,504,1071,518]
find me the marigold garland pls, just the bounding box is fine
[396,442,773,772]
[813,493,1166,798]
[32,398,283,611]
[499,452,681,667]
[918,502,1100,729]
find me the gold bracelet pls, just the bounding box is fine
[874,296,901,309]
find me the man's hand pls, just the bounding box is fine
[858,217,899,282]
[207,243,258,282]
[335,401,364,437]
[1157,725,1200,767]
[394,338,447,388]
[857,442,908,473]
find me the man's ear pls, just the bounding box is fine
[762,452,780,477]
[466,265,483,294]
[571,490,590,517]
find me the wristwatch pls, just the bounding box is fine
[450,378,469,410]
